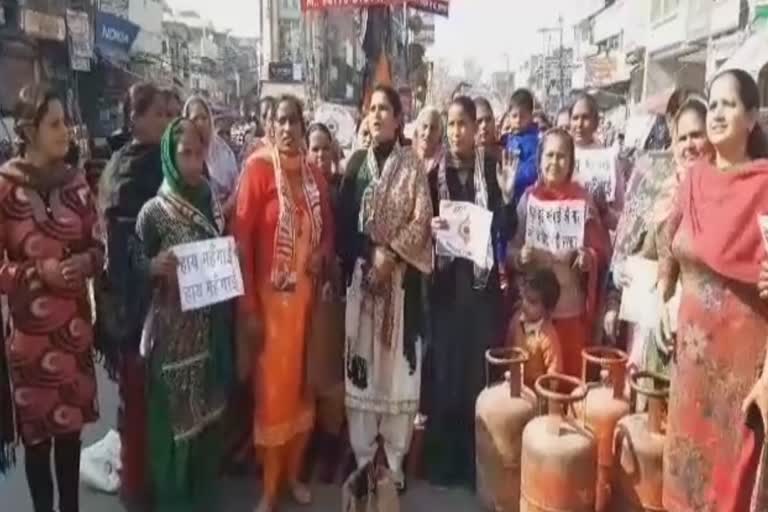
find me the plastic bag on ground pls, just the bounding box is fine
[79,429,122,493]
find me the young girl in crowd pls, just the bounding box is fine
[506,267,563,388]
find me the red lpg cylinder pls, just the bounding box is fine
[613,371,670,512]
[580,347,630,512]
[521,374,597,512]
[475,348,536,512]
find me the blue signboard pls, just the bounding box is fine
[95,11,139,62]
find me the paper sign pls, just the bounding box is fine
[435,200,493,269]
[574,147,618,202]
[758,215,768,250]
[173,236,244,312]
[619,256,661,328]
[525,197,586,253]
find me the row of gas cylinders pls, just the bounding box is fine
[475,346,669,512]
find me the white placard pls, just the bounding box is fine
[435,200,494,269]
[525,197,586,253]
[758,215,768,250]
[173,236,244,312]
[619,256,661,328]
[574,147,618,202]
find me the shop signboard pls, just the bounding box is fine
[95,10,140,62]
[66,9,93,72]
[22,9,66,42]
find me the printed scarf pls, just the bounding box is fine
[436,148,494,289]
[358,143,402,235]
[271,148,323,291]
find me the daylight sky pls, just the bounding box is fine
[165,0,587,75]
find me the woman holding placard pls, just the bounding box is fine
[658,69,768,511]
[569,93,627,230]
[423,95,516,487]
[234,95,333,512]
[135,118,234,511]
[509,128,610,377]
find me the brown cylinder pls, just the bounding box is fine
[580,347,630,512]
[613,371,670,512]
[521,374,596,512]
[476,347,536,512]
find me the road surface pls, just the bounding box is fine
[1,368,485,511]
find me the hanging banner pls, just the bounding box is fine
[22,9,66,42]
[302,0,449,17]
[66,9,93,72]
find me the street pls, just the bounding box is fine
[1,367,484,511]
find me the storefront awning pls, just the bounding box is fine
[718,27,768,82]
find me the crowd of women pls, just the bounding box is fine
[1,66,768,512]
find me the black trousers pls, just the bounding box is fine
[24,433,81,512]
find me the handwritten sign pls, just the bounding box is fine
[574,147,618,202]
[435,200,494,269]
[173,236,244,312]
[525,197,586,253]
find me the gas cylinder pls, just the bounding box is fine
[475,347,536,512]
[521,374,596,512]
[613,371,669,512]
[580,347,630,512]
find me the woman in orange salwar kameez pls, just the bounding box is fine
[509,128,610,377]
[234,95,332,512]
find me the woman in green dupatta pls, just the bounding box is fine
[136,118,234,511]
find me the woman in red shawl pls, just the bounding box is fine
[659,69,768,512]
[510,128,610,377]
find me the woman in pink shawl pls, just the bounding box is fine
[659,69,768,511]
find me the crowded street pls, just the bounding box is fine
[3,0,768,511]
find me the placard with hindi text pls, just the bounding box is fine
[173,236,244,312]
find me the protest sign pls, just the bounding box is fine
[435,200,493,268]
[759,215,768,250]
[619,256,661,328]
[525,197,586,253]
[574,147,618,202]
[173,236,244,312]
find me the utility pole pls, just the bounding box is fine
[538,13,567,114]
